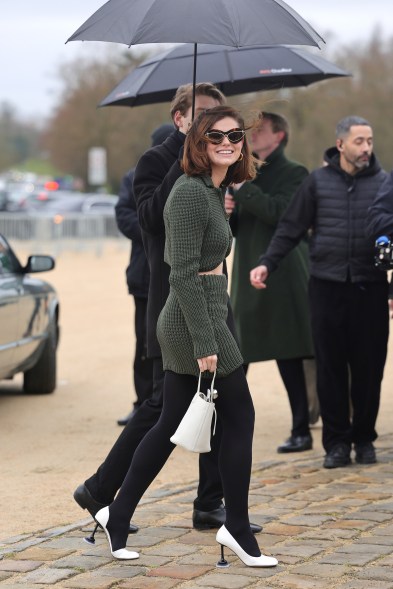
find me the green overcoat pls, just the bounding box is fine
[230,144,314,362]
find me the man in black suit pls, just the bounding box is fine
[115,124,173,426]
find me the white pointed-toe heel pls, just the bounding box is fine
[95,507,139,560]
[216,525,278,568]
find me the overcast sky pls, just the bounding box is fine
[1,0,392,121]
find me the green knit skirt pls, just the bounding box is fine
[157,274,243,377]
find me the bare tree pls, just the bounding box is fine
[0,102,41,171]
[43,51,170,191]
[42,35,393,190]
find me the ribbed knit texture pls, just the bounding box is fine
[157,174,243,377]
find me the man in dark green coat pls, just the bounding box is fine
[226,112,314,453]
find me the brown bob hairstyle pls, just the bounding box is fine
[182,106,256,185]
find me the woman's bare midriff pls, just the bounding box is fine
[198,263,223,276]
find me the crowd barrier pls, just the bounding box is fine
[0,213,120,241]
[0,213,126,256]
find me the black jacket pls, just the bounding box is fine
[366,170,393,239]
[115,169,150,298]
[133,130,185,357]
[260,147,388,284]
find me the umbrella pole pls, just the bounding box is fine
[192,43,197,121]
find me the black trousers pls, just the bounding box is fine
[244,360,310,437]
[276,359,310,437]
[86,357,224,511]
[107,367,259,555]
[132,297,154,408]
[308,277,389,452]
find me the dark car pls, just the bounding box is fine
[0,234,59,394]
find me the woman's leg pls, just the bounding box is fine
[215,367,259,556]
[105,371,198,551]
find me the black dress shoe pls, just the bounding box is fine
[355,442,377,464]
[277,434,312,454]
[73,483,138,534]
[193,503,262,534]
[117,407,139,426]
[323,443,351,469]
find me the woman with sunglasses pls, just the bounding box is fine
[94,106,278,569]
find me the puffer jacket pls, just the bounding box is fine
[260,147,388,283]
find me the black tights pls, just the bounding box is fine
[107,366,259,556]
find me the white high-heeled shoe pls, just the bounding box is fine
[216,525,278,567]
[95,507,139,560]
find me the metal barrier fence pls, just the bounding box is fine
[0,213,123,256]
[0,213,120,241]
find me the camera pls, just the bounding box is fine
[374,235,393,270]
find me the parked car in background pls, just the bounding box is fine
[80,194,118,214]
[3,181,48,212]
[23,190,85,214]
[23,191,118,216]
[0,234,59,394]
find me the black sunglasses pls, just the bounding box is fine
[205,128,245,145]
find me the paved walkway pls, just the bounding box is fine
[1,434,393,589]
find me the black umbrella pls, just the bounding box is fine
[99,44,351,108]
[67,0,324,116]
[67,0,323,49]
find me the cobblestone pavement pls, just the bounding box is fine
[1,433,393,589]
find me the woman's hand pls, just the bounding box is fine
[197,355,218,373]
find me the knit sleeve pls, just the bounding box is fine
[167,182,218,359]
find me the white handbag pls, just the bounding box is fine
[170,371,218,453]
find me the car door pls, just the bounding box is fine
[15,274,51,364]
[0,236,21,377]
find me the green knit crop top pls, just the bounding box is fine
[163,174,233,358]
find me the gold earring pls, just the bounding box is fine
[238,152,244,161]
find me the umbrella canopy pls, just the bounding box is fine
[67,0,324,49]
[99,44,351,108]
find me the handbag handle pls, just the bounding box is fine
[197,370,217,399]
[197,370,217,435]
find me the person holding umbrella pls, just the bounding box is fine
[94,105,278,568]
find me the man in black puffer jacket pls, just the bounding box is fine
[250,116,389,469]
